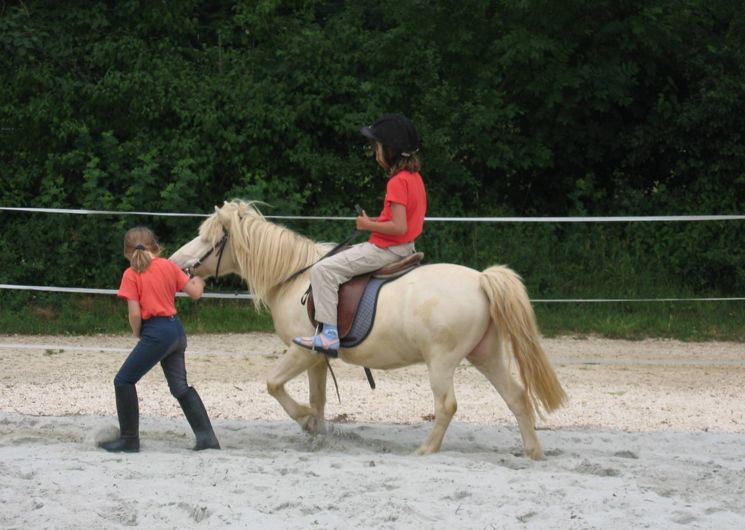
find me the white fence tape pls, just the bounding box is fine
[2,206,744,303]
[2,284,743,303]
[2,206,745,222]
[0,284,254,299]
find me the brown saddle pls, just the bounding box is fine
[305,252,424,337]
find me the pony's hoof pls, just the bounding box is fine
[525,446,545,460]
[299,415,325,435]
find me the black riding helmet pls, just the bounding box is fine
[360,113,421,155]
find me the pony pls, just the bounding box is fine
[170,200,567,458]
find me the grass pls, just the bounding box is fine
[0,294,274,335]
[535,301,745,341]
[1,292,743,341]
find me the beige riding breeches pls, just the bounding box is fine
[309,241,415,326]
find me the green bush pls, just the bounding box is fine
[1,0,744,333]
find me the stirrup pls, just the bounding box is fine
[293,330,339,358]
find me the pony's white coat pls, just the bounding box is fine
[170,200,567,457]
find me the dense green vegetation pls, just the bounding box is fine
[1,1,744,339]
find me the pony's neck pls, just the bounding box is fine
[233,214,325,308]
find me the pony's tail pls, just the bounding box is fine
[479,265,567,418]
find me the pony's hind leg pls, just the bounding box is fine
[267,347,326,434]
[467,326,544,460]
[417,357,459,455]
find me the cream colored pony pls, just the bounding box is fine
[170,200,567,458]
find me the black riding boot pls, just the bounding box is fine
[177,387,221,450]
[99,384,140,453]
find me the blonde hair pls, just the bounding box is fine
[123,226,161,273]
[201,200,329,311]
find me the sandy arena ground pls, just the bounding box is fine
[1,333,743,432]
[1,333,744,529]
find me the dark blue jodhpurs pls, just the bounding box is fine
[114,316,190,398]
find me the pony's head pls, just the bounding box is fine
[169,200,251,281]
[169,199,322,309]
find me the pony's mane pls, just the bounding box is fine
[202,200,327,309]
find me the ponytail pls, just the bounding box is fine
[123,227,161,273]
[130,244,153,273]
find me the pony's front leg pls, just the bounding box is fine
[416,359,459,455]
[306,361,328,434]
[266,346,325,433]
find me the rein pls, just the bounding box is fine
[278,231,360,287]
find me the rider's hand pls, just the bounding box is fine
[355,210,370,231]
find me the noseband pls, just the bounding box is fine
[184,228,229,278]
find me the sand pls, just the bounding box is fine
[1,333,744,529]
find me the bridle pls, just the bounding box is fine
[183,228,229,278]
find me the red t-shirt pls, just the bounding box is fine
[117,257,190,320]
[369,170,427,248]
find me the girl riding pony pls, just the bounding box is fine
[294,113,427,357]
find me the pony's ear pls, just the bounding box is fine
[213,205,224,225]
[216,202,233,226]
[236,201,251,219]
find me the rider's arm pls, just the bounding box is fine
[356,202,407,236]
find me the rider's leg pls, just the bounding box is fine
[294,243,410,356]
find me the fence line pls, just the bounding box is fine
[2,206,744,303]
[0,284,254,299]
[2,206,745,223]
[2,284,744,303]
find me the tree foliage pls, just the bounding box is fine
[1,0,744,298]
